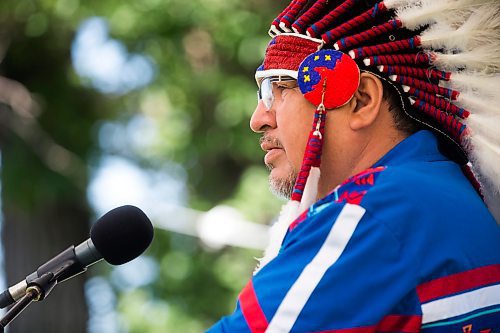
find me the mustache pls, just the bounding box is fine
[259,134,284,149]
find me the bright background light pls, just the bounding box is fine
[72,17,155,95]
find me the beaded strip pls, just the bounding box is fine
[411,98,467,139]
[307,0,361,38]
[292,0,330,34]
[393,75,459,99]
[405,86,469,119]
[272,0,298,31]
[334,19,402,50]
[279,0,309,31]
[350,37,419,58]
[363,53,431,66]
[321,2,389,44]
[378,65,451,81]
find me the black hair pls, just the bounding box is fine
[381,79,421,135]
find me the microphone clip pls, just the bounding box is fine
[0,262,72,331]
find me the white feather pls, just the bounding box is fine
[420,22,456,49]
[448,73,500,102]
[420,5,500,51]
[299,167,320,213]
[254,200,299,274]
[467,134,500,191]
[471,136,500,185]
[254,167,322,273]
[467,134,500,224]
[464,161,500,225]
[432,46,500,73]
[482,183,500,225]
[384,0,416,10]
[441,8,475,28]
[457,5,500,45]
[390,2,500,224]
[457,91,500,116]
[465,114,500,146]
[397,0,491,30]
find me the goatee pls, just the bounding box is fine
[260,134,297,199]
[268,167,297,200]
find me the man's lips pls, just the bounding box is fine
[261,142,284,165]
[260,142,282,152]
[260,135,283,150]
[260,135,284,165]
[264,147,283,165]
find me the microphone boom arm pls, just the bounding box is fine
[0,261,76,331]
[0,246,89,309]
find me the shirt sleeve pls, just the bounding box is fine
[206,201,423,333]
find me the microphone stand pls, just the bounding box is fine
[0,262,70,332]
[0,285,43,332]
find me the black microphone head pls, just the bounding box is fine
[90,205,154,265]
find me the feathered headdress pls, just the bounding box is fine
[255,0,500,271]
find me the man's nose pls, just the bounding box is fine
[250,100,276,133]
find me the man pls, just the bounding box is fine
[207,0,500,332]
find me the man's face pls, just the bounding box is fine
[250,77,316,199]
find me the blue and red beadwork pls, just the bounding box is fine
[298,49,360,109]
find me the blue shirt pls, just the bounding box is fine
[207,130,500,333]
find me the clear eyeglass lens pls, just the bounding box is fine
[257,76,296,110]
[258,77,274,110]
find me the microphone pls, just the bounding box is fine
[0,205,154,308]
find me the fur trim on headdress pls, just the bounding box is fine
[254,200,300,274]
[254,168,320,273]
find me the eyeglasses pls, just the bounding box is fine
[257,76,297,110]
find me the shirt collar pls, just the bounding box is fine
[373,130,448,167]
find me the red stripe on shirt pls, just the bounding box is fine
[312,315,421,333]
[312,327,374,333]
[239,279,268,333]
[416,264,500,303]
[377,314,421,333]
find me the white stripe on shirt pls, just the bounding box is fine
[422,284,500,324]
[266,203,366,333]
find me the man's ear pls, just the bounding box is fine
[349,72,384,131]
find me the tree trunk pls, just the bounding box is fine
[1,142,89,332]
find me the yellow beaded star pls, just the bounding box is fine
[304,75,311,82]
[325,55,331,61]
[302,66,309,72]
[314,55,320,61]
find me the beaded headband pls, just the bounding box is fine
[255,0,500,226]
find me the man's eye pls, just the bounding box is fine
[277,84,295,91]
[279,85,297,95]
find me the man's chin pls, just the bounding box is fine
[268,172,296,200]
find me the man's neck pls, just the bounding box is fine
[317,129,407,199]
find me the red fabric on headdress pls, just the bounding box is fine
[379,66,450,81]
[262,35,321,72]
[335,19,402,50]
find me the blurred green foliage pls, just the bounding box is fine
[1,0,288,332]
